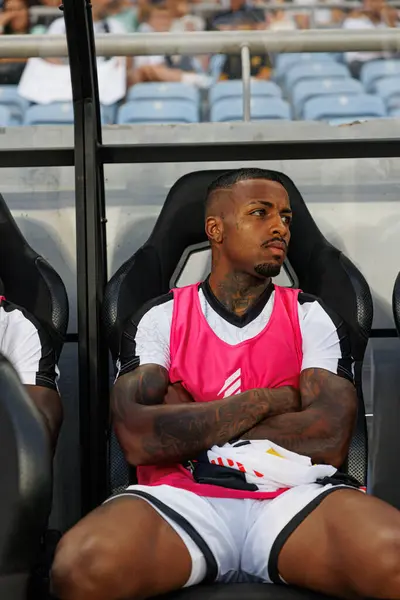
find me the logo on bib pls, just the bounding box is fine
[218,368,241,398]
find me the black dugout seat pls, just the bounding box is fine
[393,272,400,335]
[0,193,69,354]
[0,353,52,600]
[103,170,373,600]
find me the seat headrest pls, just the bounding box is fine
[0,194,69,351]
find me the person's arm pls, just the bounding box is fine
[241,294,358,468]
[241,368,357,467]
[2,304,63,452]
[111,367,299,466]
[25,385,63,450]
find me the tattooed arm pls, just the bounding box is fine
[111,365,299,467]
[241,368,357,467]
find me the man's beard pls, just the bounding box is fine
[254,262,282,278]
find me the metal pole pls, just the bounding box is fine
[1,29,400,58]
[241,45,251,122]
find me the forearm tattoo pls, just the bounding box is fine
[242,368,358,467]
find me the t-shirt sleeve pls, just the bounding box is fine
[116,294,173,379]
[1,307,59,390]
[298,293,354,383]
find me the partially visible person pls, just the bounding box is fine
[0,279,62,450]
[129,1,210,88]
[106,0,139,32]
[343,0,397,77]
[0,0,31,84]
[47,0,127,35]
[218,9,272,81]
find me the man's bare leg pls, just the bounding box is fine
[51,497,192,600]
[278,489,400,599]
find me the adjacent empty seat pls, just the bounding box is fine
[0,85,30,124]
[117,100,199,124]
[292,78,364,118]
[361,60,400,92]
[274,52,336,83]
[24,102,74,126]
[210,97,291,122]
[303,93,386,122]
[375,76,400,111]
[0,105,11,127]
[127,82,199,105]
[209,80,282,106]
[284,62,350,95]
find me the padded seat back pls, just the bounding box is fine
[0,353,52,599]
[0,193,69,357]
[393,272,400,335]
[103,170,373,490]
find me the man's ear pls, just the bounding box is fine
[205,215,224,244]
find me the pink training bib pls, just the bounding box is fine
[138,283,303,499]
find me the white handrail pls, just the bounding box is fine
[0,29,400,58]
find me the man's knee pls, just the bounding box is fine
[51,530,144,600]
[352,525,400,598]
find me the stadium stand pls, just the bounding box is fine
[117,99,199,124]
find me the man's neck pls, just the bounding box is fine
[208,271,271,316]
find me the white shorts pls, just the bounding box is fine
[107,482,358,587]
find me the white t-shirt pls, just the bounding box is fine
[0,299,59,390]
[117,282,354,384]
[343,16,391,64]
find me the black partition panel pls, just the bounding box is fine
[0,0,395,515]
[63,0,110,515]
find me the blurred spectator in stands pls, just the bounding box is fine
[47,0,127,34]
[217,9,272,81]
[107,0,139,32]
[343,0,397,77]
[129,1,211,87]
[18,0,127,105]
[167,0,205,31]
[0,0,31,83]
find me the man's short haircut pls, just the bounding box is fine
[205,168,286,214]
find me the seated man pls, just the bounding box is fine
[52,168,400,600]
[0,278,62,449]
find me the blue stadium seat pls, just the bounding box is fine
[127,82,199,105]
[292,78,364,118]
[303,93,386,122]
[388,107,400,117]
[210,97,291,122]
[24,102,74,125]
[0,105,12,126]
[361,60,400,92]
[284,62,350,95]
[24,102,112,125]
[375,76,400,110]
[101,103,118,125]
[117,100,199,124]
[209,80,282,106]
[274,53,336,83]
[0,85,30,124]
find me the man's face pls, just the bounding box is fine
[206,179,292,279]
[364,0,385,16]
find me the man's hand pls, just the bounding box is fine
[241,368,357,468]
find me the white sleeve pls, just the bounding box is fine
[298,293,354,382]
[0,307,58,389]
[117,295,173,378]
[46,17,66,34]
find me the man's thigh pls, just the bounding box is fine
[277,488,400,598]
[52,495,194,600]
[51,485,240,600]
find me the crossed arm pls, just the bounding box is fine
[111,364,357,469]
